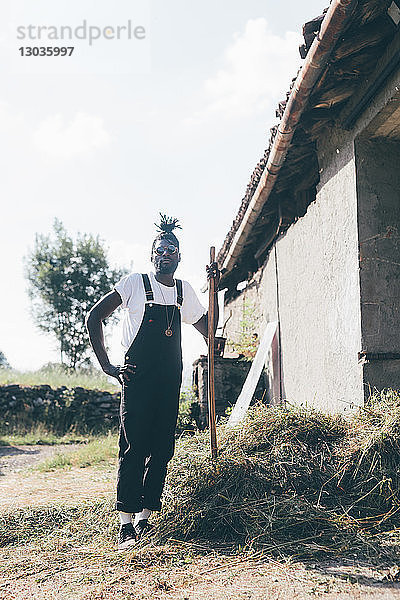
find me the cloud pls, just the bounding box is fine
[33,112,111,158]
[188,18,301,122]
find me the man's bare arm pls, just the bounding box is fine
[192,296,219,338]
[86,291,135,384]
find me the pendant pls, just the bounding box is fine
[165,328,173,337]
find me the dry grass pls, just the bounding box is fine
[153,391,400,560]
[3,394,400,557]
[2,393,400,599]
[2,536,400,599]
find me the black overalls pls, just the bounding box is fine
[116,274,183,513]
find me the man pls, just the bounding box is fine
[86,215,219,550]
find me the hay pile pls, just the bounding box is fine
[337,390,400,527]
[157,391,400,557]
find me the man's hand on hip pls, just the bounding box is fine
[103,363,136,385]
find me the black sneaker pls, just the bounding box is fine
[118,523,137,550]
[134,519,153,540]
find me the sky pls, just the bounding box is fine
[0,0,328,375]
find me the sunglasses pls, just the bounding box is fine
[154,244,178,256]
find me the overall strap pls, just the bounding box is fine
[176,279,183,307]
[141,274,154,302]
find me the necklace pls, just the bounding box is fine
[155,277,176,337]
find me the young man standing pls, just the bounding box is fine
[86,216,219,549]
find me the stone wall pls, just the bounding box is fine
[0,384,120,433]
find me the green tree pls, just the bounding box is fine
[0,350,10,369]
[25,219,127,369]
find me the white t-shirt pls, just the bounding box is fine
[114,272,207,352]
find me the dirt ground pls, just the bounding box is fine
[0,444,79,475]
[1,447,400,600]
[2,542,400,600]
[0,444,114,510]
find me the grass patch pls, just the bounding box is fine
[0,423,92,446]
[33,433,118,471]
[0,364,119,392]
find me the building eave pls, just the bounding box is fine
[218,0,397,290]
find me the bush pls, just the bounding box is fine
[176,388,199,436]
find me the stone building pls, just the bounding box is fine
[217,0,400,412]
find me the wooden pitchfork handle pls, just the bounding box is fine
[208,246,218,460]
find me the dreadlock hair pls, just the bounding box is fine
[152,213,182,255]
